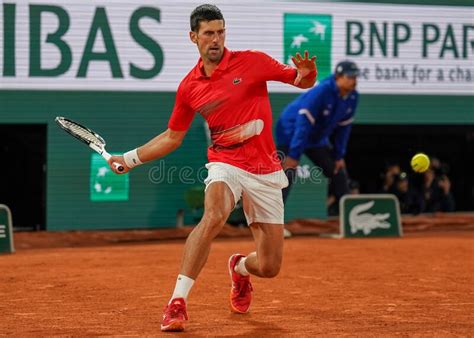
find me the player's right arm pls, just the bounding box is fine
[137,129,187,162]
[108,81,194,174]
[108,128,186,174]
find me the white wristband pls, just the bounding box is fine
[123,148,143,169]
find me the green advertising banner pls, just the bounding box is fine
[284,13,333,80]
[90,154,129,202]
[340,194,402,238]
[1,2,472,95]
[0,205,14,254]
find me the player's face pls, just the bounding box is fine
[190,20,226,63]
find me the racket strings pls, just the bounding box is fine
[62,121,104,146]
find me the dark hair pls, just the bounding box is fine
[190,4,225,32]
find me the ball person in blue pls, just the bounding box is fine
[276,60,360,211]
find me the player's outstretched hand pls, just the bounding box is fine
[292,50,317,87]
[108,155,130,174]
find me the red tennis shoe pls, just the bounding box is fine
[160,298,188,332]
[228,254,253,313]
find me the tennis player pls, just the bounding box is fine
[107,4,317,332]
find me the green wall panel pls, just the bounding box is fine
[269,93,474,125]
[2,90,472,230]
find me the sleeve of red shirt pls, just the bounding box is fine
[168,82,195,131]
[251,50,297,84]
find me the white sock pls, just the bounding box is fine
[234,256,250,276]
[169,274,194,303]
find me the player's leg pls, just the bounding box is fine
[228,169,286,313]
[228,222,284,314]
[243,222,284,278]
[179,181,235,279]
[161,181,235,331]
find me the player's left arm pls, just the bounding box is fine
[253,50,316,89]
[291,51,317,88]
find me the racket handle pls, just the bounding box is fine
[102,151,124,172]
[113,162,125,172]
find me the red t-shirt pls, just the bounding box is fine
[168,48,297,174]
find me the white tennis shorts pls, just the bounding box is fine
[204,162,289,225]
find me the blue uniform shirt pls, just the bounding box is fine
[276,75,359,161]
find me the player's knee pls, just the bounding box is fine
[206,210,228,225]
[260,262,281,278]
[201,210,227,233]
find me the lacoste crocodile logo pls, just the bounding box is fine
[349,200,390,235]
[233,78,242,85]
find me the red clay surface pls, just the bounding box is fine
[1,229,473,336]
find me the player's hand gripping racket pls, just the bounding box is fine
[55,117,124,172]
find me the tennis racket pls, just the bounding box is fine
[55,117,124,172]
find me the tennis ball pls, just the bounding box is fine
[411,153,430,173]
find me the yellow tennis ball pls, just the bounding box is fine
[411,153,430,173]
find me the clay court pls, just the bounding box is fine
[1,217,473,336]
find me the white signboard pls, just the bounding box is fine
[0,0,473,94]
